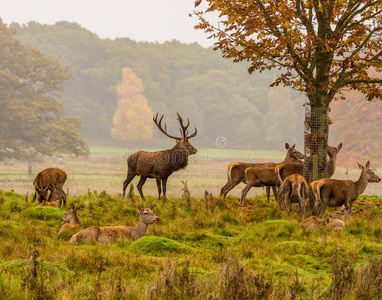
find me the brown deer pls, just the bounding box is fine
[122,113,197,202]
[240,167,279,205]
[311,161,381,218]
[220,143,304,202]
[301,215,345,231]
[70,203,159,244]
[275,143,343,183]
[38,201,58,209]
[33,167,67,207]
[58,203,82,235]
[276,174,309,219]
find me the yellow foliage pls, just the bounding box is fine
[111,68,153,140]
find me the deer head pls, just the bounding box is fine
[61,203,82,224]
[154,112,197,155]
[285,143,304,160]
[36,186,49,202]
[328,143,342,158]
[138,203,160,224]
[357,161,381,183]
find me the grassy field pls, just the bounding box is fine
[1,188,382,299]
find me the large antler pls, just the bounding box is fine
[176,112,197,139]
[153,113,181,140]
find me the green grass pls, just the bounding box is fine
[0,190,382,299]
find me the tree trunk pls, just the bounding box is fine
[304,105,329,205]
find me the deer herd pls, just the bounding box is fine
[27,112,380,244]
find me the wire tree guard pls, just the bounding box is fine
[304,106,329,204]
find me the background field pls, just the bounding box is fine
[1,147,381,200]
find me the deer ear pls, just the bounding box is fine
[70,203,74,209]
[285,143,290,150]
[291,144,296,149]
[366,161,370,168]
[337,143,342,150]
[356,161,363,169]
[149,202,155,210]
[138,204,143,212]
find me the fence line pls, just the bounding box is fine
[0,173,227,181]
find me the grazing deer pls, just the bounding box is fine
[220,143,304,202]
[276,174,309,219]
[33,167,67,207]
[70,203,159,244]
[311,161,381,218]
[122,113,197,202]
[275,143,343,183]
[58,203,82,235]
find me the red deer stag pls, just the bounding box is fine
[275,143,343,183]
[70,203,159,244]
[122,113,197,202]
[276,174,309,219]
[220,143,304,202]
[311,161,381,218]
[33,168,67,207]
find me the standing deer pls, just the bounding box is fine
[276,174,309,219]
[312,161,381,218]
[58,203,82,235]
[240,167,279,205]
[220,143,304,202]
[70,203,159,244]
[122,113,197,202]
[275,143,343,183]
[33,167,67,207]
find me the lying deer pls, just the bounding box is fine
[38,201,58,209]
[275,143,343,183]
[221,143,304,202]
[58,203,82,235]
[311,161,381,218]
[122,113,197,202]
[301,209,346,231]
[70,203,159,244]
[276,174,309,219]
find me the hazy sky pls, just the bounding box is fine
[0,0,215,47]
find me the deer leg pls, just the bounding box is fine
[266,186,271,203]
[220,181,230,197]
[272,185,278,202]
[137,176,147,201]
[156,177,162,200]
[32,191,37,202]
[221,180,241,201]
[162,178,168,203]
[122,171,136,197]
[316,202,328,218]
[240,183,252,205]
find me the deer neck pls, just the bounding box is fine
[327,156,337,178]
[70,214,81,226]
[169,146,189,171]
[355,169,369,196]
[131,219,148,241]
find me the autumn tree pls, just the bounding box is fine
[0,20,89,172]
[111,67,153,141]
[194,1,382,181]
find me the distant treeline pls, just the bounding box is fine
[12,21,306,149]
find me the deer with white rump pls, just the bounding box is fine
[70,203,159,244]
[312,161,381,218]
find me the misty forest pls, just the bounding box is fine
[1,1,382,298]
